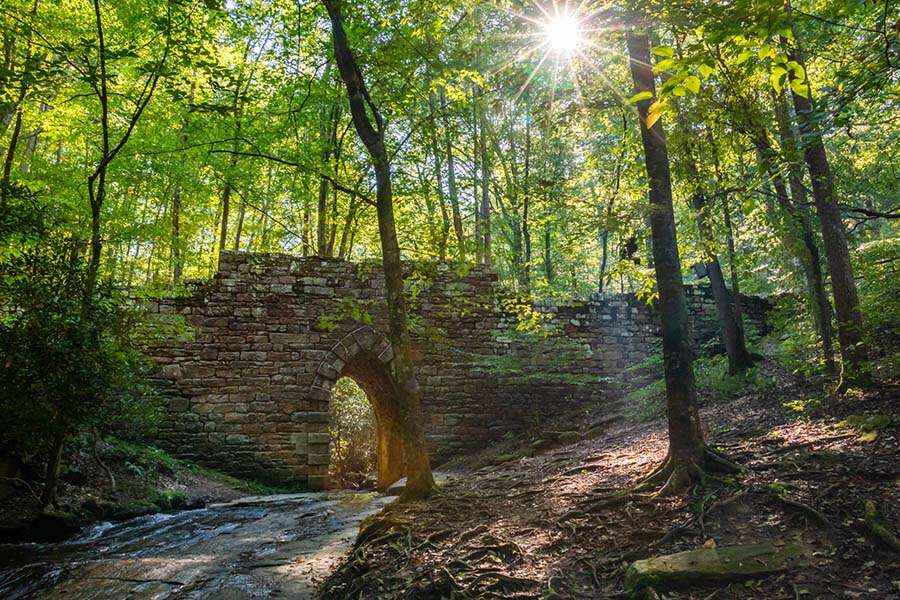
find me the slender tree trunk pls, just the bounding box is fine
[440,89,465,259]
[479,109,491,266]
[627,30,727,492]
[782,14,868,381]
[337,197,358,259]
[720,195,745,324]
[172,184,182,283]
[691,189,754,372]
[218,182,231,259]
[472,93,483,264]
[542,221,554,284]
[324,0,435,500]
[428,94,450,261]
[233,200,246,251]
[754,133,835,372]
[521,110,532,291]
[772,92,836,372]
[40,429,66,508]
[0,108,22,202]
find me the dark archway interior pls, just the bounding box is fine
[338,351,405,491]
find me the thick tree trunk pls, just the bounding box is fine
[627,30,723,492]
[782,20,868,381]
[324,0,435,500]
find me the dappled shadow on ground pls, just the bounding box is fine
[320,364,900,599]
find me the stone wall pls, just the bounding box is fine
[146,251,769,488]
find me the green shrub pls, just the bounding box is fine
[0,185,160,502]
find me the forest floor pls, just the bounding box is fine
[0,438,282,543]
[321,362,900,599]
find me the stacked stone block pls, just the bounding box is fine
[146,251,769,487]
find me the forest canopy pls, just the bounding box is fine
[0,0,898,504]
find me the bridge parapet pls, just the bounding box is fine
[146,251,769,488]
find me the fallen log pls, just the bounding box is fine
[624,541,808,593]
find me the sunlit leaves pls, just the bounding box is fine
[646,99,666,129]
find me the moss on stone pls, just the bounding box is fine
[624,541,808,593]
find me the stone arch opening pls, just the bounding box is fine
[314,327,405,491]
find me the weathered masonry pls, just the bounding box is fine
[147,251,769,489]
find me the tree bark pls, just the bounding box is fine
[40,429,66,508]
[427,94,450,261]
[627,30,719,492]
[440,89,465,259]
[782,12,868,381]
[479,107,491,266]
[473,93,483,264]
[691,189,754,373]
[218,181,231,259]
[771,92,836,373]
[323,0,435,500]
[522,109,532,291]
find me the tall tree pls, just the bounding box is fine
[782,6,868,383]
[323,0,436,500]
[626,29,736,493]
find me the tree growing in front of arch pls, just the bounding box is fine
[322,0,437,500]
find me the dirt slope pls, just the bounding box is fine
[320,364,900,599]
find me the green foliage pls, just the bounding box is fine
[0,187,160,460]
[854,236,900,347]
[329,378,376,488]
[472,300,594,386]
[316,296,373,331]
[624,351,773,422]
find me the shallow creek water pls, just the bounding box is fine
[0,491,392,599]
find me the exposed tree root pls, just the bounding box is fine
[633,446,741,497]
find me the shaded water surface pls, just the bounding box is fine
[0,491,391,599]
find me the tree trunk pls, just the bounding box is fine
[0,108,22,205]
[754,135,834,369]
[782,14,868,382]
[627,30,726,493]
[428,94,450,261]
[172,183,182,283]
[218,182,231,260]
[542,221,554,284]
[324,0,435,500]
[479,108,491,266]
[233,200,246,251]
[720,194,744,326]
[771,92,836,373]
[40,429,66,508]
[521,110,532,291]
[473,94,483,265]
[440,89,465,259]
[691,189,754,373]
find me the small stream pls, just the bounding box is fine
[0,491,393,599]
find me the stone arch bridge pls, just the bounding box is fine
[147,252,769,490]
